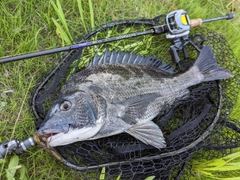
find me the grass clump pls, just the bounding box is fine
[192,148,240,179]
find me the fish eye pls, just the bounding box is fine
[60,100,72,111]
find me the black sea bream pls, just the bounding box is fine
[37,45,233,149]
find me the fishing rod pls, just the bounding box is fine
[0,10,234,64]
[0,10,235,159]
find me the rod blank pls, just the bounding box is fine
[0,30,153,64]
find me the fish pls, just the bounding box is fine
[36,45,233,149]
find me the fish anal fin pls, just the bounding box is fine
[125,121,166,149]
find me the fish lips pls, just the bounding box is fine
[37,116,70,139]
[37,128,68,137]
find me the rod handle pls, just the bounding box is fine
[190,18,203,28]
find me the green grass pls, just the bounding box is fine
[0,0,239,179]
[191,148,240,180]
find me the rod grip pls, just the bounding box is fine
[190,18,203,28]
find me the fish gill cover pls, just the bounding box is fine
[31,14,240,179]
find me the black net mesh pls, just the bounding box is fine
[31,14,240,179]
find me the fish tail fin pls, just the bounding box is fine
[194,45,233,82]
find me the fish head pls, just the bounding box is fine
[36,91,102,147]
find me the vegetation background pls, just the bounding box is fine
[0,0,239,179]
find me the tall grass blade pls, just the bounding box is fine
[205,159,226,167]
[55,0,72,40]
[99,167,105,180]
[19,165,27,180]
[202,166,240,171]
[116,174,121,180]
[227,162,240,166]
[221,177,240,180]
[222,150,240,162]
[5,155,20,180]
[197,170,214,177]
[77,0,87,33]
[52,18,72,45]
[145,176,156,180]
[50,0,73,42]
[88,0,95,30]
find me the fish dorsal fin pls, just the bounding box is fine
[87,49,175,74]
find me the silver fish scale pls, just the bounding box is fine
[72,64,197,124]
[57,63,201,129]
[83,66,193,97]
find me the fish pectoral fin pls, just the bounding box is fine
[125,121,166,149]
[118,93,159,124]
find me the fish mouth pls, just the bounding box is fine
[35,127,70,149]
[38,129,64,138]
[35,123,103,147]
[37,124,70,141]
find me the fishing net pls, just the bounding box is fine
[31,14,240,179]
